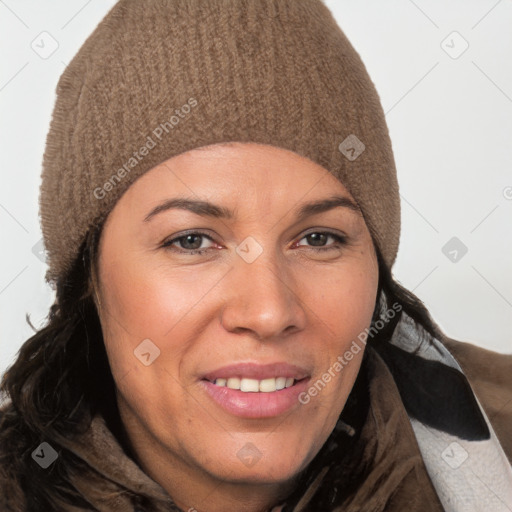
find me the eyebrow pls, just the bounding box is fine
[143,195,362,223]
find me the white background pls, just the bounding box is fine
[1,0,511,381]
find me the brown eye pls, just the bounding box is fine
[162,232,215,255]
[296,232,347,251]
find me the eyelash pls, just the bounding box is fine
[161,230,348,255]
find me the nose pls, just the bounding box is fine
[220,248,307,340]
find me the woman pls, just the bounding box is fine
[1,1,511,511]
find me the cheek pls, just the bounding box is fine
[314,261,378,341]
[97,252,229,380]
[301,259,377,416]
[97,264,201,429]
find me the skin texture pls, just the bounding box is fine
[94,142,379,512]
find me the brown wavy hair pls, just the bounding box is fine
[0,221,447,511]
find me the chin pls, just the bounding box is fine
[202,445,308,485]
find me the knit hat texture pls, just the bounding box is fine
[40,0,400,286]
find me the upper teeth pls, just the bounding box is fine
[213,377,296,392]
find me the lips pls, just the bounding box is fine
[199,362,312,418]
[200,377,311,418]
[201,362,311,382]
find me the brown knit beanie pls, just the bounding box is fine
[39,0,400,287]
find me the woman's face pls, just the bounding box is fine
[95,142,379,504]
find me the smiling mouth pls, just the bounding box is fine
[202,376,309,393]
[200,374,311,418]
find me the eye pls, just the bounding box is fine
[162,231,216,255]
[296,231,347,252]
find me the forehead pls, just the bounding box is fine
[129,142,355,200]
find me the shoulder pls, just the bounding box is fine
[442,336,512,388]
[441,336,512,463]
